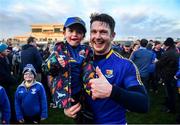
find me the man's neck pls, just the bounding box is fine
[94,49,111,61]
[0,53,5,58]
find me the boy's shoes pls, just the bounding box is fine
[161,107,175,113]
[176,116,180,123]
[49,103,57,108]
[52,105,58,108]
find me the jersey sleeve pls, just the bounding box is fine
[123,60,143,88]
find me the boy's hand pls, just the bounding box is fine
[54,51,65,67]
[64,98,81,118]
[57,57,65,67]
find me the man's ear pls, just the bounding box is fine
[111,32,116,41]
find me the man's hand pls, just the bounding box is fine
[89,67,112,100]
[64,98,81,118]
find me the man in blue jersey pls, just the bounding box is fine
[64,13,149,124]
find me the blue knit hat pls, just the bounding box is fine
[63,17,86,33]
[0,43,8,52]
[23,64,37,76]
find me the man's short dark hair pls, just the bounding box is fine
[154,41,161,46]
[90,13,115,34]
[27,36,35,44]
[140,39,148,47]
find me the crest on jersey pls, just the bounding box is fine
[79,49,85,58]
[31,88,37,94]
[105,69,114,78]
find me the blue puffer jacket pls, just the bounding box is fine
[0,86,11,123]
[15,81,48,121]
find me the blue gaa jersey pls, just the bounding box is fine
[66,43,86,95]
[86,49,143,124]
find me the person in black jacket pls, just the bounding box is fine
[156,37,179,113]
[20,36,43,82]
[0,43,17,123]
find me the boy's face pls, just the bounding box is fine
[24,71,35,83]
[64,24,85,47]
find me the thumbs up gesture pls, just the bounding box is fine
[89,67,112,100]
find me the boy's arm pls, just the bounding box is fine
[44,43,68,76]
[14,89,24,121]
[81,46,95,95]
[39,85,48,119]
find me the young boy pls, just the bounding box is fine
[0,85,11,124]
[15,64,48,124]
[44,17,95,110]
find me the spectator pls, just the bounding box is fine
[0,43,17,123]
[130,39,155,90]
[156,37,179,113]
[0,85,11,124]
[15,64,48,123]
[21,36,43,82]
[119,41,133,58]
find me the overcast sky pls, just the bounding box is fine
[0,0,180,41]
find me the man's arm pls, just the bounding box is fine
[110,85,149,113]
[90,67,149,113]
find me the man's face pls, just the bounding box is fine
[155,44,161,50]
[30,39,37,47]
[90,21,115,55]
[123,46,131,52]
[0,49,11,57]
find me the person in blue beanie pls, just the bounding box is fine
[0,43,17,123]
[0,85,11,124]
[15,64,48,123]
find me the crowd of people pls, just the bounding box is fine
[0,13,180,124]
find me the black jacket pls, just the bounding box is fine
[0,57,17,88]
[156,47,179,81]
[21,44,43,73]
